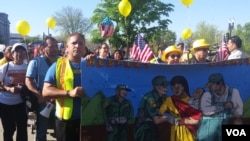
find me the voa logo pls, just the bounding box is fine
[226,129,246,136]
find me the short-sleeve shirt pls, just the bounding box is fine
[0,62,27,105]
[26,56,54,91]
[44,60,82,120]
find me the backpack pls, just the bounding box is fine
[20,84,39,112]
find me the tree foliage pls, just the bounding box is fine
[91,0,174,52]
[22,36,42,45]
[54,6,93,35]
[149,30,176,52]
[234,23,250,54]
[193,21,224,47]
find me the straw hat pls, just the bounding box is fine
[161,45,182,61]
[192,39,210,49]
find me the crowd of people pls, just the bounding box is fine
[150,35,247,64]
[0,32,247,141]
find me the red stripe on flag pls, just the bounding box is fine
[140,44,154,62]
[130,34,154,62]
[215,43,229,62]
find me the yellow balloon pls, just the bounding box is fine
[181,28,192,40]
[16,20,30,36]
[46,17,56,29]
[118,0,132,17]
[180,0,194,7]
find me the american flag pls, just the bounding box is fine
[215,41,229,62]
[130,34,154,63]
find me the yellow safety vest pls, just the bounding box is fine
[55,57,74,120]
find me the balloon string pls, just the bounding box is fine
[23,36,26,44]
[125,17,129,59]
[187,7,191,28]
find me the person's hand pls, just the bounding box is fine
[224,101,233,109]
[37,94,47,104]
[193,88,204,99]
[153,115,167,124]
[68,87,85,98]
[84,53,96,60]
[11,86,21,94]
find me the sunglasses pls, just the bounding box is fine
[170,54,181,59]
[196,48,208,52]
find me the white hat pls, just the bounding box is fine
[11,43,27,53]
[0,44,5,52]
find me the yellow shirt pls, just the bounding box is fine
[0,57,8,66]
[159,96,195,141]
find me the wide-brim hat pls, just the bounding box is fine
[192,39,210,50]
[161,45,183,62]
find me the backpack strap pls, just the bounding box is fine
[2,62,9,84]
[226,87,233,102]
[210,87,233,106]
[225,87,233,115]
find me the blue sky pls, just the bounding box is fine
[1,0,250,39]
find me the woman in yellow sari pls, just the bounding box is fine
[159,75,202,141]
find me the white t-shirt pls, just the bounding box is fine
[0,61,27,105]
[228,49,246,60]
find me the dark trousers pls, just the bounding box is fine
[55,118,80,141]
[36,112,49,141]
[36,103,55,141]
[0,102,28,141]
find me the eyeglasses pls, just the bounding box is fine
[170,54,181,59]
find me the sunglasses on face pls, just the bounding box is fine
[196,48,208,52]
[170,54,181,59]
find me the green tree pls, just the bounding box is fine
[91,0,174,57]
[193,21,224,47]
[21,36,42,45]
[149,29,176,52]
[54,6,93,35]
[234,23,250,55]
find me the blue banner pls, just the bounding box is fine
[81,58,250,114]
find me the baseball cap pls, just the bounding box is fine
[11,43,27,53]
[152,75,170,86]
[206,73,224,87]
[116,84,132,92]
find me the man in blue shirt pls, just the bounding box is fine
[25,36,59,141]
[42,32,86,141]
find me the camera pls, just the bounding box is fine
[208,50,217,56]
[212,43,219,49]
